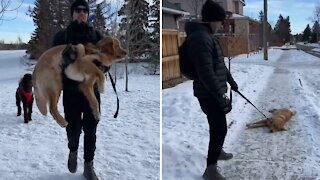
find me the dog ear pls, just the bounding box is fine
[84,43,99,54]
[97,37,115,55]
[62,44,77,62]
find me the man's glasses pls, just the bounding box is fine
[75,8,88,14]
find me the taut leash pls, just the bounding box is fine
[236,90,269,119]
[108,72,119,118]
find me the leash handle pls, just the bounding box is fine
[236,90,268,119]
[108,72,119,118]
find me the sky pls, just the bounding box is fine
[0,0,124,44]
[0,50,160,179]
[244,0,319,34]
[0,0,318,43]
[163,46,320,179]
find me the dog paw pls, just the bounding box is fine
[59,122,68,128]
[93,113,100,122]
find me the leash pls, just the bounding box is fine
[235,90,269,119]
[228,57,232,102]
[108,72,119,118]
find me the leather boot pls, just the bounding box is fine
[203,164,227,180]
[68,150,78,173]
[83,161,99,180]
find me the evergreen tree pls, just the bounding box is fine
[311,21,319,43]
[27,0,71,59]
[149,0,160,74]
[118,0,150,91]
[302,24,312,42]
[92,2,106,34]
[274,14,291,43]
[118,0,150,61]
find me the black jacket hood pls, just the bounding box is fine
[185,22,213,37]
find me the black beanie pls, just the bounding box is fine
[71,0,89,16]
[202,0,226,22]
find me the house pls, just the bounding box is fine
[165,0,261,53]
[162,0,189,30]
[162,0,190,82]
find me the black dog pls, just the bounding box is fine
[16,73,33,123]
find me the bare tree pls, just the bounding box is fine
[119,0,150,91]
[0,0,24,24]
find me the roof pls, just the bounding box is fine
[162,0,189,16]
[163,0,184,11]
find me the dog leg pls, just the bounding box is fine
[48,90,68,127]
[33,83,49,116]
[28,98,33,121]
[79,83,100,121]
[95,70,106,93]
[23,104,28,123]
[246,119,269,128]
[16,90,22,116]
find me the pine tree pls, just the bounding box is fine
[149,0,160,74]
[118,0,150,61]
[92,3,106,34]
[302,24,312,42]
[311,21,319,43]
[27,0,71,59]
[274,15,291,44]
[118,0,150,91]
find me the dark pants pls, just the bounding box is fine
[63,88,100,162]
[198,98,228,167]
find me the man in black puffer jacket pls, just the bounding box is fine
[184,1,239,180]
[52,0,104,179]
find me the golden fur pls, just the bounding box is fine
[32,36,126,127]
[246,108,296,133]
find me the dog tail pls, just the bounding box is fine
[33,78,48,116]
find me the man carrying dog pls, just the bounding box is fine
[52,0,104,179]
[183,0,239,179]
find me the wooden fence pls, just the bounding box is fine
[162,29,185,81]
[162,29,249,82]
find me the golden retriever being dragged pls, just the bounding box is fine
[33,36,126,127]
[246,108,296,132]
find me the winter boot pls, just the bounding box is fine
[83,161,99,180]
[218,149,233,160]
[203,164,227,180]
[68,150,78,173]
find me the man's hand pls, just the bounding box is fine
[217,94,232,114]
[230,80,238,92]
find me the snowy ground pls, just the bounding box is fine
[0,50,160,180]
[162,48,320,180]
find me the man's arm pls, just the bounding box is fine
[191,34,225,97]
[52,30,66,47]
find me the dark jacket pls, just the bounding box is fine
[53,21,103,46]
[52,21,103,90]
[185,22,236,105]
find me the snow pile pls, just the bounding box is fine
[163,48,320,180]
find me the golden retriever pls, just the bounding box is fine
[246,108,296,132]
[32,36,126,127]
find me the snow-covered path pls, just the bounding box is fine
[163,48,320,180]
[0,50,160,180]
